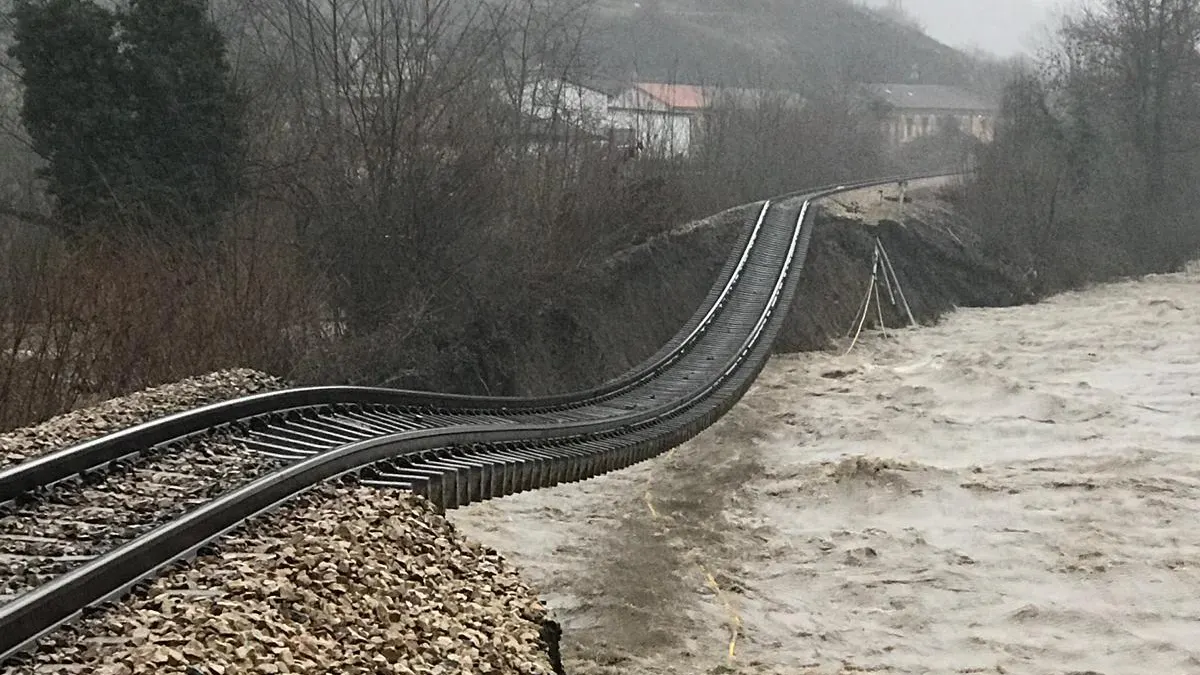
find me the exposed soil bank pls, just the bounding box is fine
[478,203,753,396]
[778,202,1030,353]
[300,184,1028,396]
[485,186,1029,396]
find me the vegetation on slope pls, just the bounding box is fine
[960,0,1200,295]
[586,0,974,86]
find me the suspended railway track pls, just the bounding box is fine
[0,175,946,666]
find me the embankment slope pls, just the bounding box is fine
[499,186,1027,396]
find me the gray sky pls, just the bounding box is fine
[866,0,1071,57]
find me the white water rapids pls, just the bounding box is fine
[453,262,1200,674]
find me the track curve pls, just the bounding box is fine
[0,174,952,665]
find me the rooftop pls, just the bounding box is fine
[634,83,710,110]
[568,75,629,98]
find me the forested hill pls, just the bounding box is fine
[585,0,973,87]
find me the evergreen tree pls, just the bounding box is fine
[9,0,243,237]
[10,0,129,230]
[121,0,244,234]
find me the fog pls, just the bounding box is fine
[865,0,1065,56]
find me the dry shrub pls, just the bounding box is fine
[0,210,325,431]
[293,146,694,394]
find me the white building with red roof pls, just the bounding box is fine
[608,83,710,157]
[516,77,808,157]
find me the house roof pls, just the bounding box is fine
[612,83,806,112]
[866,84,995,112]
[634,83,710,110]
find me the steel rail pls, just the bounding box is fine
[0,203,776,505]
[0,171,956,505]
[0,173,958,666]
[0,198,800,664]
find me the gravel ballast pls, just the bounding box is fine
[0,369,288,602]
[0,435,282,600]
[18,486,554,675]
[0,369,285,467]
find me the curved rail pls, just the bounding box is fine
[0,174,955,664]
[0,172,954,504]
[0,204,773,504]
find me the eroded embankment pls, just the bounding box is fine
[501,190,1028,396]
[777,202,1032,351]
[484,203,750,395]
[300,187,1028,397]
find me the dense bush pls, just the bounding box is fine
[10,0,242,237]
[0,213,323,430]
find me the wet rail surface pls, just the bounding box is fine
[0,175,951,665]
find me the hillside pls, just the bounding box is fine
[584,0,973,87]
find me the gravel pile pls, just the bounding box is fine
[0,369,285,467]
[18,487,554,675]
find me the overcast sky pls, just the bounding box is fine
[866,0,1076,57]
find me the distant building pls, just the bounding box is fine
[865,83,997,145]
[608,83,708,157]
[605,83,806,157]
[514,77,809,157]
[521,76,622,134]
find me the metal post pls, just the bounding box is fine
[877,239,917,328]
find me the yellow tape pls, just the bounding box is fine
[643,491,660,518]
[704,569,742,661]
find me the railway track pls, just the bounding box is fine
[0,175,948,666]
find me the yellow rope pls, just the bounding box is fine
[703,569,743,661]
[844,270,876,357]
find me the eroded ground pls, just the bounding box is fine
[452,263,1200,675]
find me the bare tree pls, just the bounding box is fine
[696,79,887,204]
[965,0,1200,291]
[1056,0,1200,200]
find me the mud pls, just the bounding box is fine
[777,180,1031,354]
[451,262,1200,674]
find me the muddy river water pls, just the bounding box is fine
[452,262,1200,675]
